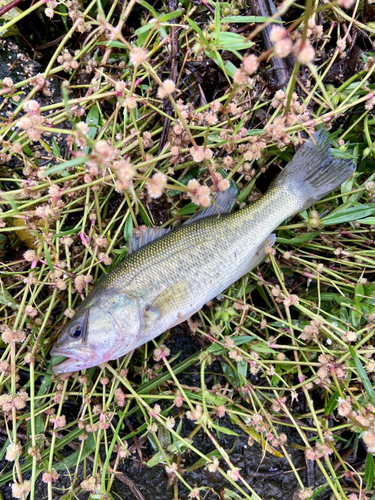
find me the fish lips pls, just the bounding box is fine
[51,345,97,373]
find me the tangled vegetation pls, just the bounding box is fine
[1,0,375,498]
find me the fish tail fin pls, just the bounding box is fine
[274,130,356,211]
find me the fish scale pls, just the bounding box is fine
[97,189,295,338]
[51,131,355,373]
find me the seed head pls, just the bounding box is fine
[338,0,355,7]
[190,146,206,163]
[113,159,135,187]
[293,39,315,64]
[299,489,313,500]
[6,442,22,461]
[51,415,66,428]
[274,38,293,58]
[129,47,148,66]
[217,178,230,192]
[206,456,219,472]
[174,390,184,407]
[24,100,40,113]
[157,79,176,99]
[3,77,14,88]
[123,97,137,109]
[24,249,37,262]
[2,329,26,344]
[147,172,167,198]
[216,405,226,418]
[12,481,31,499]
[270,26,288,43]
[42,470,59,483]
[242,54,259,75]
[233,68,248,85]
[363,430,375,453]
[337,397,352,417]
[227,468,241,481]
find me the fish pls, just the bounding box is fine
[51,131,355,373]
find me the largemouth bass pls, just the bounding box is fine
[51,131,355,373]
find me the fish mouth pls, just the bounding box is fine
[51,346,96,373]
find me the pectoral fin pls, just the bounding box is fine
[143,280,189,327]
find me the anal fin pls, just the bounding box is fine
[244,234,276,273]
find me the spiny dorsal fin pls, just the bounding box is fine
[128,226,171,254]
[184,185,238,225]
[128,186,238,253]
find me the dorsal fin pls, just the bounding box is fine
[128,226,171,254]
[128,186,238,253]
[184,186,238,225]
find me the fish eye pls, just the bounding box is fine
[69,325,82,338]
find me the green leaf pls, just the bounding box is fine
[0,190,18,211]
[245,129,264,136]
[138,200,152,226]
[43,243,55,273]
[325,390,339,415]
[205,50,238,76]
[185,449,223,472]
[237,178,256,203]
[233,335,256,346]
[221,362,240,387]
[365,453,375,490]
[222,15,282,23]
[0,437,10,461]
[44,155,89,176]
[123,215,134,242]
[0,282,17,308]
[254,282,272,307]
[52,227,80,239]
[322,204,375,226]
[277,231,320,245]
[318,293,351,305]
[217,32,254,51]
[210,422,239,436]
[349,346,375,407]
[168,167,199,197]
[103,40,127,49]
[355,283,364,304]
[237,360,247,379]
[22,144,34,156]
[54,433,97,470]
[214,1,221,41]
[135,10,182,36]
[223,488,243,499]
[159,9,182,22]
[137,0,158,17]
[185,17,209,46]
[357,217,375,224]
[341,175,354,203]
[52,138,61,158]
[250,343,277,353]
[204,390,227,406]
[209,335,255,354]
[40,138,51,154]
[86,104,100,141]
[178,202,199,216]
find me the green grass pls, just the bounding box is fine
[1,0,375,499]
